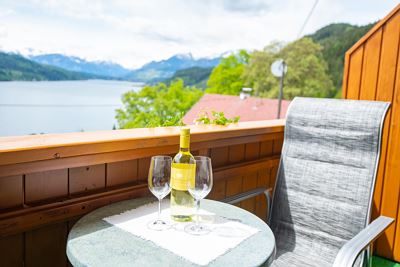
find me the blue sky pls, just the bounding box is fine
[0,0,397,68]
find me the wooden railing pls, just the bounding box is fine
[0,120,285,266]
[342,3,400,262]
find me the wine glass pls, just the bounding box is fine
[184,156,213,235]
[147,156,172,231]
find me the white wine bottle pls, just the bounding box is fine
[170,128,195,222]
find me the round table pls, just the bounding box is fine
[67,198,275,267]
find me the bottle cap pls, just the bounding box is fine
[180,127,190,149]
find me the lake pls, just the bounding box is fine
[0,80,142,137]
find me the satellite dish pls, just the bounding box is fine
[271,59,287,77]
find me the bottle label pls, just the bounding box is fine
[171,163,195,191]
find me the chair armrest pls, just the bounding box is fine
[332,216,394,267]
[222,187,267,204]
[222,187,272,223]
[265,188,272,224]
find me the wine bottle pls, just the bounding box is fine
[170,128,195,222]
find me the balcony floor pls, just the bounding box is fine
[373,256,400,267]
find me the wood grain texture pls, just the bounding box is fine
[0,234,23,267]
[256,168,271,220]
[106,159,138,187]
[375,13,400,260]
[0,184,150,237]
[245,142,260,161]
[0,120,285,166]
[208,180,226,200]
[228,144,245,164]
[25,222,68,267]
[69,164,106,195]
[0,133,284,178]
[137,157,151,183]
[392,30,400,261]
[210,146,229,168]
[241,172,258,213]
[347,46,365,100]
[225,176,243,197]
[260,140,274,158]
[0,175,23,209]
[343,5,400,261]
[346,4,400,56]
[25,169,68,203]
[272,139,283,155]
[359,28,383,100]
[0,119,285,264]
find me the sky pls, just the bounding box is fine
[0,0,398,69]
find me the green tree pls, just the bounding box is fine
[308,23,374,91]
[243,38,334,99]
[116,79,203,128]
[206,50,250,95]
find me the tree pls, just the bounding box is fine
[206,50,250,95]
[308,23,374,91]
[243,38,335,99]
[115,79,203,128]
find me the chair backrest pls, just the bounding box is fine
[270,97,389,266]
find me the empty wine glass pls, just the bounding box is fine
[148,156,172,231]
[184,156,213,235]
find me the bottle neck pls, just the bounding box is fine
[179,130,190,152]
[179,147,190,153]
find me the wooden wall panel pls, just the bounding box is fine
[210,147,229,168]
[0,120,285,265]
[25,222,68,267]
[260,140,273,157]
[137,157,151,182]
[346,46,364,100]
[228,144,245,164]
[226,144,245,207]
[242,142,260,212]
[106,159,138,187]
[376,13,400,259]
[0,234,23,267]
[241,172,258,213]
[208,180,226,200]
[25,169,68,203]
[256,169,271,220]
[0,175,23,209]
[359,28,382,100]
[343,4,400,261]
[69,164,106,195]
[390,48,400,259]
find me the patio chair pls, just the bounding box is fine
[222,97,393,267]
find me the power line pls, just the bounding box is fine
[297,0,319,39]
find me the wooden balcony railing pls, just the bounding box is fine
[0,120,285,266]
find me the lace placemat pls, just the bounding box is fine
[103,201,259,266]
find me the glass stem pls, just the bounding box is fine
[158,198,161,221]
[196,199,200,227]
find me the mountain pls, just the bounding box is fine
[30,54,131,78]
[0,52,106,81]
[125,53,220,82]
[165,66,213,88]
[307,23,374,90]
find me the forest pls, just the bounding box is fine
[116,23,374,129]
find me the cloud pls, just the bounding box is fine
[0,0,398,68]
[221,0,270,14]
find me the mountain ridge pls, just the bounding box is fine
[124,54,220,82]
[30,54,131,78]
[0,52,109,81]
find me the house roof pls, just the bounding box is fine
[183,93,291,124]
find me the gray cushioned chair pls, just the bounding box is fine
[223,97,393,267]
